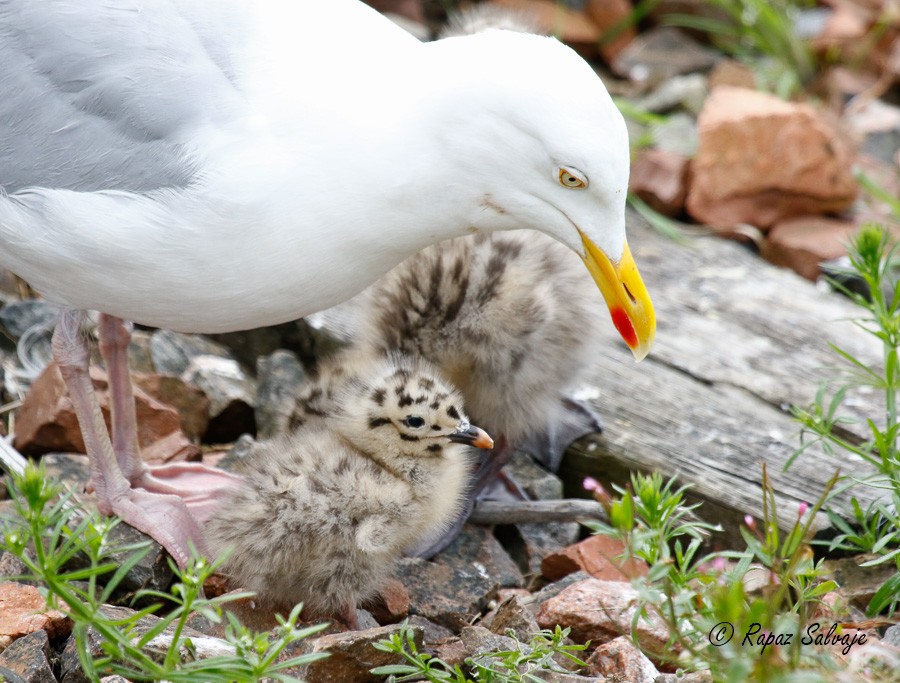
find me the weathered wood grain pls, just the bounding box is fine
[560,209,886,547]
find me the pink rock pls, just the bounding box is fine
[15,363,201,464]
[586,0,636,63]
[585,635,659,681]
[535,578,669,654]
[367,578,409,625]
[629,148,690,217]
[686,86,857,229]
[761,216,861,281]
[0,582,71,650]
[541,535,648,582]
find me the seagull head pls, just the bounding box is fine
[424,30,656,360]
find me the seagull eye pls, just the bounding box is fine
[559,168,587,189]
[403,416,426,429]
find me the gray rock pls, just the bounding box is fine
[0,301,58,340]
[300,623,424,683]
[396,556,490,631]
[613,27,721,85]
[506,451,564,501]
[652,113,698,157]
[528,571,592,613]
[883,623,900,649]
[515,522,581,578]
[214,433,258,473]
[437,524,524,590]
[126,330,156,374]
[181,355,257,442]
[255,350,307,439]
[636,73,708,115]
[488,594,541,641]
[0,630,56,683]
[460,625,523,663]
[407,615,454,644]
[149,330,232,376]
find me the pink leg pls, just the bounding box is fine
[53,310,206,566]
[97,314,241,525]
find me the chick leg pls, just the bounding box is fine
[52,310,205,566]
[97,313,241,525]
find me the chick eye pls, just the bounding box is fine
[559,168,587,189]
[403,416,426,429]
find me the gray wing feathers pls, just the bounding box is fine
[0,0,246,193]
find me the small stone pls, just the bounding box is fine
[529,571,593,609]
[506,450,564,500]
[635,73,708,115]
[434,637,467,667]
[408,615,454,644]
[366,578,409,625]
[437,524,524,590]
[0,582,71,650]
[612,27,721,85]
[395,557,490,631]
[761,216,861,281]
[629,148,690,217]
[0,630,55,683]
[707,59,757,90]
[504,522,581,578]
[655,672,714,683]
[460,625,521,666]
[100,678,132,683]
[182,355,257,443]
[302,623,424,683]
[541,535,648,583]
[686,86,857,228]
[14,364,198,464]
[149,330,232,376]
[884,623,900,649]
[536,578,669,655]
[213,434,258,473]
[651,113,698,157]
[255,350,307,439]
[585,635,659,682]
[488,594,541,641]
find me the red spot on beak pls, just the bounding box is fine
[611,307,638,349]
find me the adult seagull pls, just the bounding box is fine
[0,0,655,565]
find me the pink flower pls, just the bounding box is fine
[798,502,809,517]
[744,514,756,529]
[583,476,601,492]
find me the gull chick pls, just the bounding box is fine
[330,230,607,473]
[207,354,492,627]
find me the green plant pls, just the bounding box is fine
[371,624,586,682]
[584,469,851,681]
[1,462,328,682]
[664,0,816,98]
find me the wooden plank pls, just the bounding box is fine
[560,210,887,546]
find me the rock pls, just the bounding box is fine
[507,450,564,500]
[0,301,58,341]
[488,594,541,641]
[585,635,659,682]
[528,570,593,608]
[686,86,858,229]
[585,0,636,63]
[821,554,900,612]
[0,553,29,583]
[513,522,582,578]
[761,216,861,281]
[635,73,707,115]
[126,330,156,374]
[707,59,756,90]
[14,364,199,464]
[884,623,900,649]
[302,623,424,683]
[396,527,522,632]
[650,112,698,157]
[408,615,454,644]
[0,630,55,683]
[629,148,691,217]
[181,355,256,443]
[213,433,257,473]
[437,524,524,590]
[845,98,900,167]
[59,605,209,683]
[460,625,521,666]
[541,535,648,582]
[366,578,409,625]
[612,27,721,85]
[655,672,713,683]
[535,578,669,655]
[488,0,601,57]
[132,374,210,443]
[149,330,232,376]
[0,582,71,650]
[254,350,307,439]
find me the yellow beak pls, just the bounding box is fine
[579,230,656,361]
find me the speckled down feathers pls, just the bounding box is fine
[343,230,605,449]
[207,355,472,615]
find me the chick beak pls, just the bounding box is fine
[578,230,656,361]
[448,425,494,449]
